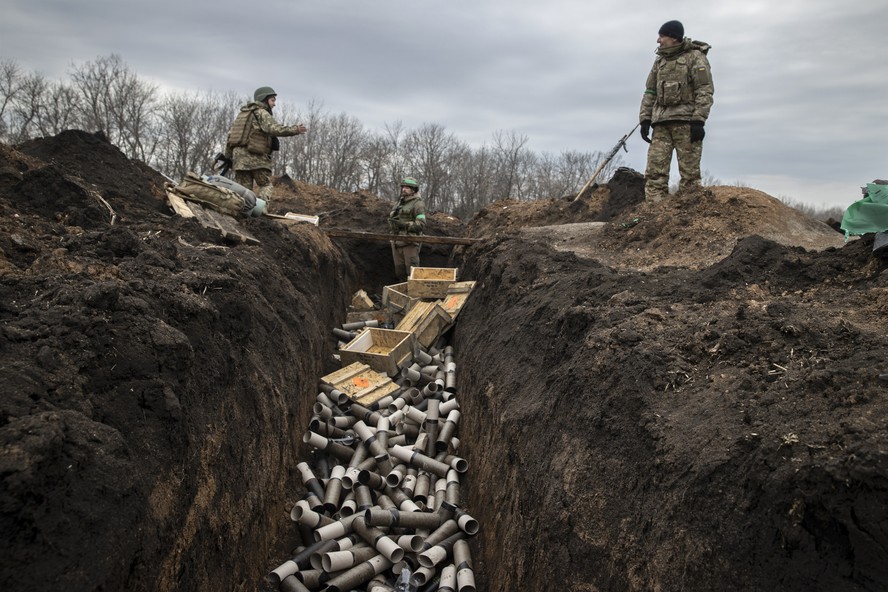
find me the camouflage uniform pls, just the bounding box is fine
[225,102,304,201]
[639,39,713,202]
[388,193,426,280]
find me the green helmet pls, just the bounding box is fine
[254,86,277,103]
[400,177,419,191]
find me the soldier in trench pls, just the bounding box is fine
[388,177,427,280]
[224,86,307,210]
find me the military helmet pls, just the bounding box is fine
[254,86,277,103]
[400,177,420,191]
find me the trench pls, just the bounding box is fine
[6,132,885,592]
[257,240,487,592]
[255,235,634,592]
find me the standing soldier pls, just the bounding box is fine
[388,177,426,281]
[224,86,307,209]
[639,20,714,203]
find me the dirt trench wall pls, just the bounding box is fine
[0,177,352,590]
[452,235,888,592]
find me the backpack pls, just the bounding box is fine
[169,172,247,216]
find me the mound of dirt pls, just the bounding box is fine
[0,131,351,591]
[2,129,886,592]
[469,167,845,271]
[454,231,888,591]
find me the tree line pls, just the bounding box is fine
[0,55,623,219]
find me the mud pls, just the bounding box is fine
[1,130,886,592]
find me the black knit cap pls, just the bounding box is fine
[658,20,684,41]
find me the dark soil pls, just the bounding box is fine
[2,130,886,592]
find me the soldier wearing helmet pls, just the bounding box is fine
[224,86,308,207]
[388,177,427,280]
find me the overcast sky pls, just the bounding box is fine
[2,0,886,208]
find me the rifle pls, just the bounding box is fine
[213,152,233,177]
[573,122,640,201]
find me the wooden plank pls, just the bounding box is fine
[321,362,400,406]
[441,281,476,320]
[203,208,261,245]
[324,228,480,246]
[353,381,400,406]
[166,189,260,245]
[321,362,370,386]
[166,189,196,218]
[264,212,320,225]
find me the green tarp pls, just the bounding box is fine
[841,183,888,238]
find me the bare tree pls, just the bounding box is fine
[285,99,325,182]
[362,127,398,197]
[402,123,457,210]
[69,54,157,160]
[110,68,158,161]
[69,55,120,135]
[154,90,239,179]
[447,143,494,219]
[0,59,24,141]
[490,129,531,200]
[6,72,47,142]
[557,150,596,195]
[36,80,81,137]
[331,113,367,191]
[156,92,204,178]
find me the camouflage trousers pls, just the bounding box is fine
[391,241,421,281]
[234,168,273,201]
[644,122,703,202]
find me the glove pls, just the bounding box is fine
[690,121,705,143]
[640,120,652,144]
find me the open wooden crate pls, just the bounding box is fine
[407,267,458,299]
[339,328,415,377]
[382,282,419,314]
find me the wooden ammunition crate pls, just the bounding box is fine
[345,310,390,326]
[395,300,453,349]
[440,281,476,321]
[382,282,419,313]
[321,362,400,406]
[407,267,458,299]
[339,328,415,377]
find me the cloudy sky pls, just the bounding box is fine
[2,0,886,208]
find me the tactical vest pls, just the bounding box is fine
[226,106,272,156]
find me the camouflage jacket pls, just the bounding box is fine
[225,102,304,171]
[388,194,427,238]
[639,39,713,125]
